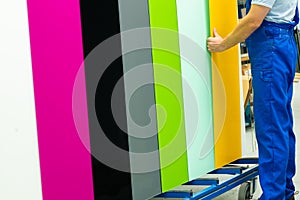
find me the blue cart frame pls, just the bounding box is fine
[155,157,259,200]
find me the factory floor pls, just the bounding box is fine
[215,82,300,200]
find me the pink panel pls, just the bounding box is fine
[26,1,94,199]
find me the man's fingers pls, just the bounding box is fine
[207,37,216,43]
[207,43,214,51]
[207,46,215,52]
[207,39,217,45]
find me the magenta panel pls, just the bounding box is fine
[27,1,94,199]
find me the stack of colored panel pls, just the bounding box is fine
[7,0,243,199]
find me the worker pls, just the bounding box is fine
[207,0,298,199]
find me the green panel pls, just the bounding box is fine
[176,0,215,179]
[148,0,189,192]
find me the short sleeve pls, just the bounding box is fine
[251,0,276,8]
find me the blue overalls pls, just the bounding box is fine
[245,1,299,199]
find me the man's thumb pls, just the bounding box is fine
[213,28,220,37]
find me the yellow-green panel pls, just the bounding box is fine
[209,0,242,168]
[148,0,189,192]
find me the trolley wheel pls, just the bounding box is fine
[238,182,251,200]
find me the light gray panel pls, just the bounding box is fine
[118,0,162,199]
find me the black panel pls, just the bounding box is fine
[80,1,132,199]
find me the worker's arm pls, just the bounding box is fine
[207,4,270,52]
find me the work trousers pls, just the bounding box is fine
[246,22,297,200]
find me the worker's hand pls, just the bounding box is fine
[207,28,226,52]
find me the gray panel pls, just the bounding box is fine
[118,0,162,199]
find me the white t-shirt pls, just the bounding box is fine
[252,0,298,23]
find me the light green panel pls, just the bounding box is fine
[148,0,189,192]
[176,0,215,180]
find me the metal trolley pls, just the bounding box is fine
[153,157,259,200]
